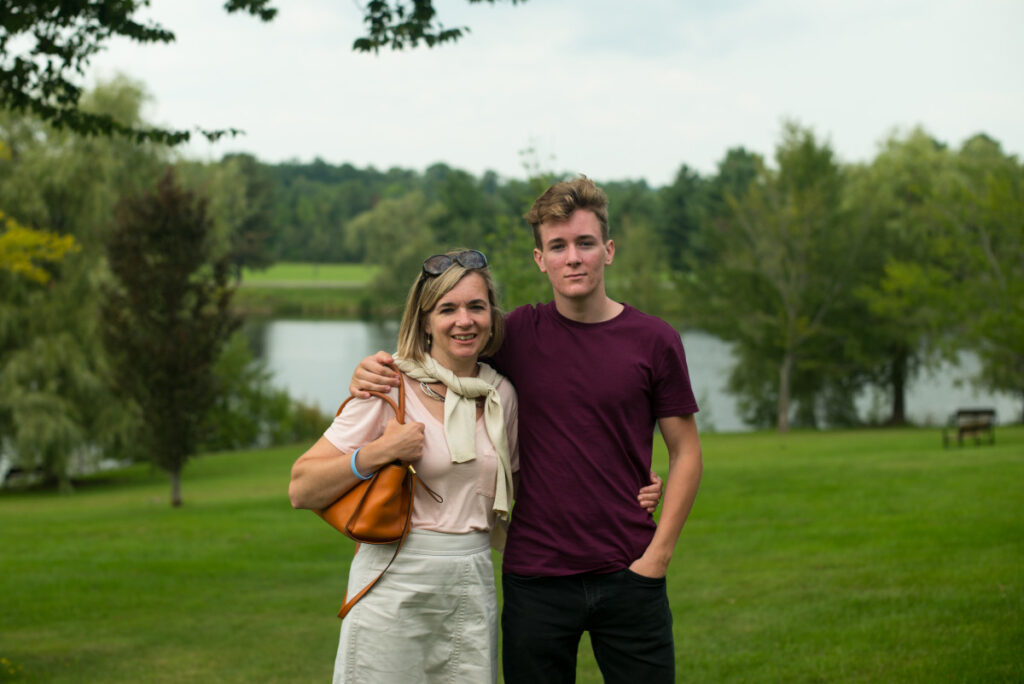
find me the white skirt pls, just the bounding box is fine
[333,530,497,684]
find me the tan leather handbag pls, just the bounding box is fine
[316,368,440,618]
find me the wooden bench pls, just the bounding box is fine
[942,408,996,447]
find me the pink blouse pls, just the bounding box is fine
[324,373,519,534]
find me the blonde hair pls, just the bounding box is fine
[524,175,610,248]
[396,250,506,363]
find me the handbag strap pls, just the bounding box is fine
[336,361,405,423]
[333,364,438,619]
[335,366,442,504]
[336,498,414,619]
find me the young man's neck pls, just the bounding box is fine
[553,291,624,323]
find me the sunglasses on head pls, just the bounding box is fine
[421,250,488,276]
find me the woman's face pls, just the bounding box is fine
[424,272,492,376]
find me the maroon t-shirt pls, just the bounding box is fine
[491,302,698,576]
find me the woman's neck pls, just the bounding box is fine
[429,352,479,377]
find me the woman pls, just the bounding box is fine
[289,249,515,683]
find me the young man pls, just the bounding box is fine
[353,176,702,683]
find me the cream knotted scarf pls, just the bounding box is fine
[393,354,514,526]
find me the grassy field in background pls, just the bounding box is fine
[240,263,379,286]
[1,426,1021,682]
[235,262,378,317]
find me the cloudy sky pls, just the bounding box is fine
[89,0,1023,187]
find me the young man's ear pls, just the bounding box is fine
[533,247,547,273]
[604,239,615,265]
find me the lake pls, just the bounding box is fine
[253,319,1020,433]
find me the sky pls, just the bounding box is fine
[89,0,1024,187]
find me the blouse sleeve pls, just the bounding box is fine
[499,380,520,475]
[322,388,398,454]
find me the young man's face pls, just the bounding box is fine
[533,209,615,304]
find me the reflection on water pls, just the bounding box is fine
[253,319,1020,433]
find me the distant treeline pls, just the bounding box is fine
[2,77,1022,495]
[201,132,1024,433]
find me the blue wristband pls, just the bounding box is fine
[350,447,372,480]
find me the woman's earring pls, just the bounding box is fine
[426,333,432,349]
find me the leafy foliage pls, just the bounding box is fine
[353,0,526,53]
[200,332,328,451]
[0,0,275,143]
[685,122,872,431]
[0,209,79,283]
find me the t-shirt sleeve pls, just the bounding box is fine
[322,390,397,454]
[652,327,700,418]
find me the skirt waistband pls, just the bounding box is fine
[383,529,490,556]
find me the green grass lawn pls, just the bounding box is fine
[2,426,1021,683]
[240,262,378,286]
[235,262,379,317]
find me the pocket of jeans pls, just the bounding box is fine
[623,568,667,586]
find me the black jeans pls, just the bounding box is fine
[501,570,674,684]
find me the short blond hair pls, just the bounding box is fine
[524,175,610,248]
[396,250,505,363]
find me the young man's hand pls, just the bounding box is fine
[350,351,400,397]
[628,550,670,579]
[638,470,663,513]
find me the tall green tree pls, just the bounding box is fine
[846,129,953,424]
[102,169,239,506]
[656,164,708,272]
[689,123,869,431]
[945,135,1024,421]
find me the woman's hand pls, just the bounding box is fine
[360,418,425,469]
[349,351,400,398]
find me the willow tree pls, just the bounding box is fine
[102,169,238,506]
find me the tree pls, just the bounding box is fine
[846,128,953,424]
[0,208,79,283]
[179,153,276,280]
[0,80,164,486]
[353,0,527,53]
[0,1,275,144]
[102,168,239,506]
[688,123,870,432]
[945,135,1024,421]
[656,164,708,272]
[345,190,438,315]
[200,331,327,451]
